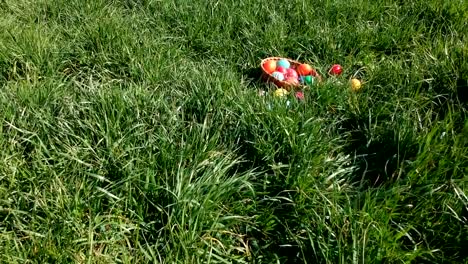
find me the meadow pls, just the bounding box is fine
[0,0,467,263]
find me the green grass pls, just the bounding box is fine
[1,0,468,263]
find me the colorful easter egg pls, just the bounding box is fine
[329,64,343,75]
[277,59,290,69]
[350,78,362,91]
[276,66,287,75]
[285,68,298,79]
[297,64,313,75]
[274,88,289,97]
[271,71,285,81]
[263,60,277,74]
[295,91,304,100]
[304,75,314,85]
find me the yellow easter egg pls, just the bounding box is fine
[274,88,289,97]
[350,78,362,92]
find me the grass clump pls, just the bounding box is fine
[0,0,467,263]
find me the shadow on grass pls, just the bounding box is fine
[338,114,419,189]
[231,128,324,263]
[338,111,468,263]
[242,66,265,90]
[457,78,468,104]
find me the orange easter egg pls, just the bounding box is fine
[297,64,313,76]
[263,60,277,74]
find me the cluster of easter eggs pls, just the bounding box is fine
[262,59,349,87]
[328,64,363,91]
[263,59,318,86]
[262,57,364,96]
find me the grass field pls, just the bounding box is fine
[1,0,468,263]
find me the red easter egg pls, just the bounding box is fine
[263,60,277,74]
[295,91,304,100]
[285,68,298,79]
[329,64,343,75]
[276,66,287,75]
[297,64,313,76]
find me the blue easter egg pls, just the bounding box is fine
[271,71,285,81]
[277,59,290,69]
